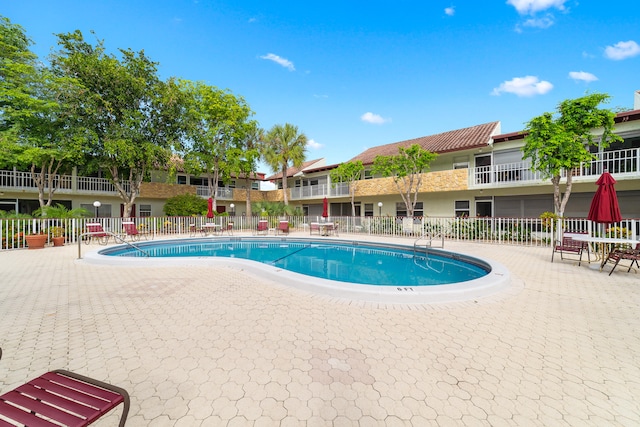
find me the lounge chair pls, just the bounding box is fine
[122,221,148,241]
[551,232,590,266]
[255,220,269,236]
[85,223,109,245]
[277,220,289,235]
[310,223,321,235]
[0,348,130,427]
[605,243,640,275]
[225,221,234,236]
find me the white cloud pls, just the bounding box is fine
[313,94,329,99]
[306,139,323,150]
[507,0,567,15]
[604,40,640,60]
[260,53,295,71]
[522,15,554,28]
[444,6,455,16]
[568,71,598,83]
[491,76,553,97]
[360,112,390,124]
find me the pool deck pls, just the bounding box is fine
[1,232,639,426]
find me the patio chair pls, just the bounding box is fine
[605,243,640,275]
[85,223,110,245]
[122,221,148,241]
[324,222,339,237]
[225,221,234,236]
[277,220,289,235]
[0,348,130,427]
[310,222,321,235]
[255,220,269,236]
[551,232,590,266]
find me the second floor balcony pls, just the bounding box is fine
[0,170,131,194]
[290,182,350,200]
[471,147,640,187]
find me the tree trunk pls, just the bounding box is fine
[281,165,289,205]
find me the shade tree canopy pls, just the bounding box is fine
[371,144,437,217]
[522,92,622,217]
[50,30,187,217]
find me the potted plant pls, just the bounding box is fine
[50,226,65,247]
[25,232,47,249]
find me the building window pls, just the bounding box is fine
[251,182,259,190]
[396,202,423,217]
[455,200,470,217]
[139,204,152,217]
[177,175,187,185]
[363,170,373,180]
[364,203,373,216]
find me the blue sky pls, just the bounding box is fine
[3,0,639,172]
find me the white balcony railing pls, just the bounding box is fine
[195,186,234,199]
[0,170,129,194]
[471,148,640,187]
[290,182,350,200]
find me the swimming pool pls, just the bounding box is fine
[84,237,511,303]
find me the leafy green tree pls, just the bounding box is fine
[50,30,187,217]
[262,123,307,205]
[371,144,437,217]
[228,121,263,216]
[523,92,622,217]
[330,160,363,216]
[163,193,208,216]
[178,80,253,211]
[251,201,302,217]
[0,16,85,208]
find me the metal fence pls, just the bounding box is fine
[3,215,638,252]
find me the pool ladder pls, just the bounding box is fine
[413,232,445,273]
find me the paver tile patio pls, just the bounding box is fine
[1,235,639,426]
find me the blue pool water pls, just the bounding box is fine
[101,238,489,287]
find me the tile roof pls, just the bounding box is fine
[267,158,325,180]
[349,121,500,165]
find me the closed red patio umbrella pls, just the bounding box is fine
[588,171,621,225]
[322,197,328,218]
[207,197,214,218]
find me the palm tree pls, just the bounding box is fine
[262,123,307,205]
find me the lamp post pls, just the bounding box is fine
[230,203,235,216]
[93,201,101,218]
[378,202,383,216]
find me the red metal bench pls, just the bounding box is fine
[0,350,129,426]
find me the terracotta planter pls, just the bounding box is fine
[25,234,47,250]
[52,236,65,247]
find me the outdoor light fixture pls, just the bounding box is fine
[378,202,383,216]
[93,201,101,218]
[230,203,235,216]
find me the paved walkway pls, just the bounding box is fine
[1,234,639,426]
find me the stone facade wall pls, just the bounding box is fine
[140,182,196,199]
[355,169,469,196]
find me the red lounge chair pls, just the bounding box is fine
[122,221,148,241]
[605,243,640,275]
[277,220,289,235]
[85,223,109,245]
[255,220,268,236]
[310,223,320,235]
[0,348,130,427]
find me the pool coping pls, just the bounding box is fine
[79,236,512,304]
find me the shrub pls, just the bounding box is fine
[163,194,208,216]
